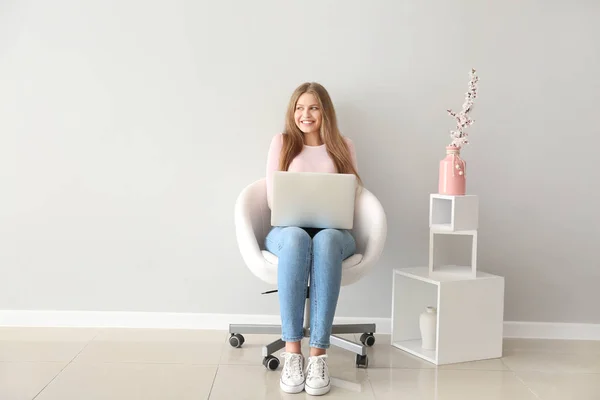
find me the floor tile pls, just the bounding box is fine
[0,327,96,362]
[514,371,600,400]
[35,362,217,400]
[209,365,283,400]
[0,327,98,342]
[94,328,227,343]
[0,341,90,362]
[439,358,509,371]
[368,368,539,400]
[75,328,225,365]
[0,362,66,400]
[501,350,600,373]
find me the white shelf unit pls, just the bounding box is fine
[429,229,478,278]
[391,267,505,365]
[429,194,479,232]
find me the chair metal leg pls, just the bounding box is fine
[262,338,286,357]
[330,334,367,356]
[331,323,376,335]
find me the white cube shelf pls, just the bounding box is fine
[391,267,504,365]
[430,194,479,232]
[429,230,478,278]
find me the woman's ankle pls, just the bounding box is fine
[285,341,302,354]
[309,347,326,357]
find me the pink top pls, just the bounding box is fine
[266,133,358,208]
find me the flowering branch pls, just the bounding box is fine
[447,68,479,148]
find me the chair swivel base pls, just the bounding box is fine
[228,323,376,370]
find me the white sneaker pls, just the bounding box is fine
[305,354,331,396]
[280,352,305,393]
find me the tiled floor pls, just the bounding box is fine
[1,328,599,399]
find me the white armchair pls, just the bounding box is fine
[230,178,387,369]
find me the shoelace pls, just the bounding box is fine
[307,355,327,379]
[282,353,303,378]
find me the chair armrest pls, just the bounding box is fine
[351,187,388,276]
[234,180,276,283]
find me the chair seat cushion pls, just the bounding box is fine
[261,251,363,269]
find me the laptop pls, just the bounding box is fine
[271,171,357,230]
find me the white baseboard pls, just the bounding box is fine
[1,311,599,340]
[503,321,600,340]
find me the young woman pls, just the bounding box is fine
[265,82,361,396]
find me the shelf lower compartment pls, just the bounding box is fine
[391,339,437,364]
[392,268,505,365]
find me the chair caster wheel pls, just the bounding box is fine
[229,333,245,348]
[360,333,376,347]
[356,354,369,368]
[263,355,280,371]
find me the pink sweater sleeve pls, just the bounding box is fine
[266,133,283,209]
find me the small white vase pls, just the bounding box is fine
[419,306,437,350]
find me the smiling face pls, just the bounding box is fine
[294,92,322,135]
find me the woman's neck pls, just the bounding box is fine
[303,132,323,146]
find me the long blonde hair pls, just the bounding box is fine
[279,82,362,185]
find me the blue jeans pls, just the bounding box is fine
[265,226,356,349]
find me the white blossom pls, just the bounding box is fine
[447,69,479,148]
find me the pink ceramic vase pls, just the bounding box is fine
[439,146,466,195]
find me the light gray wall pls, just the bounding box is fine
[1,1,598,323]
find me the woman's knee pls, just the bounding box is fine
[313,229,355,256]
[281,227,312,249]
[313,229,345,248]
